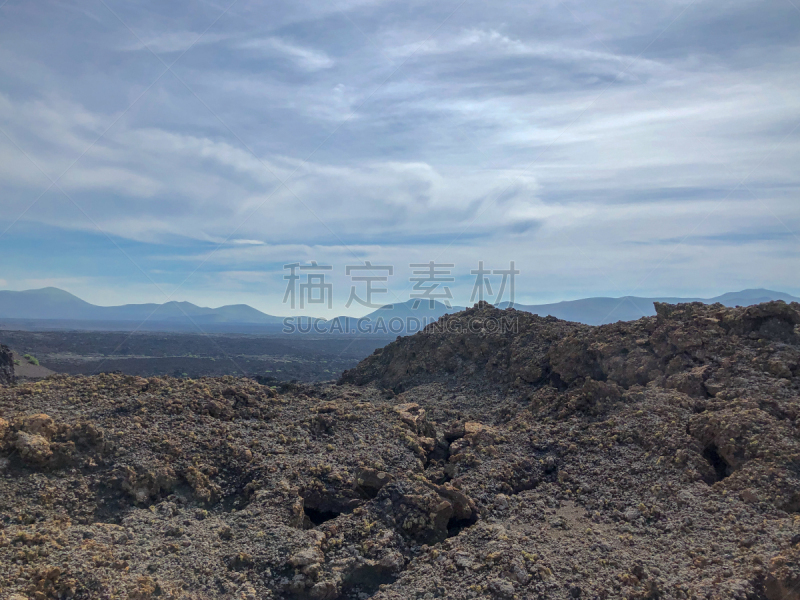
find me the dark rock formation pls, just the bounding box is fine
[0,344,15,386]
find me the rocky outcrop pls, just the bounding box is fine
[342,300,800,396]
[340,301,582,390]
[0,344,14,386]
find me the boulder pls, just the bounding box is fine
[15,431,53,466]
[355,467,393,496]
[375,479,476,544]
[22,414,57,440]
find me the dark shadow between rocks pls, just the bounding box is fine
[342,563,399,598]
[447,514,478,538]
[304,506,341,527]
[220,491,252,513]
[703,443,731,482]
[298,487,364,529]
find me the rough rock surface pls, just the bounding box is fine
[1,300,799,599]
[0,344,15,386]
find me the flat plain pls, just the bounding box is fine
[0,330,392,382]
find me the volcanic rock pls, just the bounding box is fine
[0,300,799,599]
[0,344,14,386]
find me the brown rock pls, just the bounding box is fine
[356,467,393,495]
[15,431,52,466]
[393,403,427,432]
[22,413,57,440]
[427,482,476,521]
[290,547,324,568]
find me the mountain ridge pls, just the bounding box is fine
[0,287,797,332]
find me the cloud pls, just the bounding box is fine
[231,239,267,246]
[118,31,229,54]
[0,0,798,312]
[0,93,546,247]
[389,27,660,72]
[237,38,335,70]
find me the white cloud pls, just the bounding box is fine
[119,31,229,54]
[0,0,798,310]
[392,28,625,63]
[0,93,547,246]
[237,38,334,70]
[231,239,266,245]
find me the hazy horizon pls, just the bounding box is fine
[0,285,798,323]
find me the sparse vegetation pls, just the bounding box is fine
[23,353,39,366]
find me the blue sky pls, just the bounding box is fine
[0,0,798,317]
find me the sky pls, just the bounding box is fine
[0,0,798,317]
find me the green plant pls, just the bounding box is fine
[23,354,39,366]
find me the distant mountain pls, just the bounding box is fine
[0,287,98,321]
[0,288,285,325]
[498,289,800,326]
[0,287,797,333]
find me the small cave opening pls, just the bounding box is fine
[358,485,381,500]
[220,491,252,513]
[303,506,341,527]
[703,444,731,482]
[548,370,568,392]
[447,515,478,538]
[510,479,538,495]
[342,563,399,598]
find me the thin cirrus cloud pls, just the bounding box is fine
[236,37,335,71]
[118,31,231,54]
[0,0,797,313]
